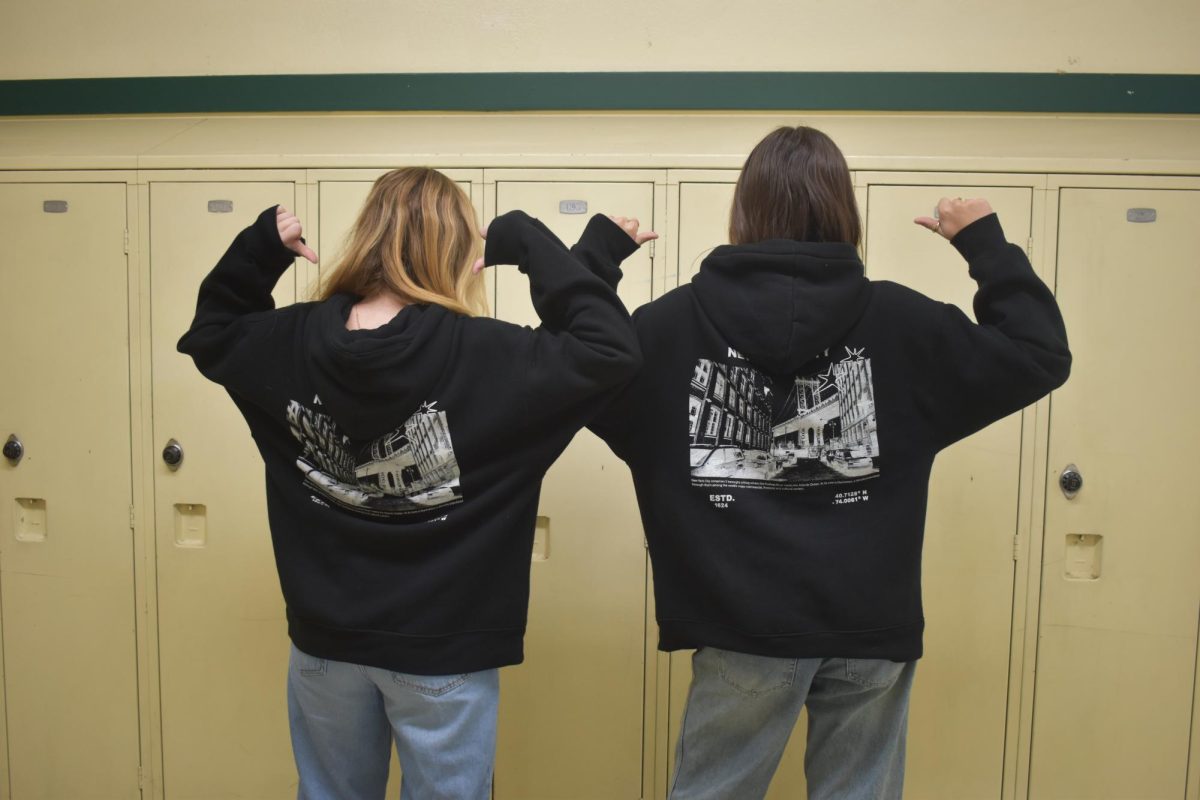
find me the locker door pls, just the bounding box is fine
[0,183,140,798]
[314,173,480,798]
[666,178,822,791]
[1030,188,1200,799]
[863,184,1034,800]
[317,174,488,302]
[490,181,654,799]
[150,182,298,799]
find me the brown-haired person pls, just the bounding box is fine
[576,127,1070,798]
[177,167,650,799]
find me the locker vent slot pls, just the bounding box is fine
[14,498,48,542]
[1126,208,1156,223]
[207,200,234,214]
[1064,534,1102,580]
[42,200,68,213]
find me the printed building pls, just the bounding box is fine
[688,360,772,454]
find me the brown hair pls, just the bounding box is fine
[317,167,487,316]
[729,126,861,248]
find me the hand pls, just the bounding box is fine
[472,224,488,274]
[609,215,659,246]
[276,206,318,263]
[914,197,994,240]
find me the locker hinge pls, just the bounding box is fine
[138,765,146,793]
[123,228,130,254]
[1025,237,1033,259]
[1012,533,1021,561]
[129,505,136,530]
[648,239,656,259]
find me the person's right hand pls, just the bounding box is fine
[277,206,319,263]
[608,215,659,246]
[914,197,994,241]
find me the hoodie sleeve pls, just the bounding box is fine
[560,215,649,459]
[176,206,296,397]
[484,210,642,428]
[911,213,1071,450]
[568,214,639,291]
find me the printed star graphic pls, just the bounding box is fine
[817,364,837,393]
[842,346,866,362]
[419,400,440,415]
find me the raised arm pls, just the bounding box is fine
[481,210,643,425]
[912,198,1071,449]
[176,205,316,391]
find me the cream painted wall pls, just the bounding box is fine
[4,0,1199,80]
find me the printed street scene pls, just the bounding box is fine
[688,347,880,489]
[287,400,462,518]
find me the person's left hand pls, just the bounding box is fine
[609,215,659,246]
[277,206,319,263]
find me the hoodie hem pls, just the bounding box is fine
[288,612,526,675]
[657,619,924,661]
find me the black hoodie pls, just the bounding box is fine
[177,206,640,674]
[582,214,1070,661]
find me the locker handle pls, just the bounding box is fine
[162,439,184,470]
[3,434,22,465]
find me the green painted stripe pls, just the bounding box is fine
[1,72,1198,115]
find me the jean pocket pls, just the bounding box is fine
[391,671,470,697]
[844,658,905,688]
[714,648,797,697]
[295,650,327,677]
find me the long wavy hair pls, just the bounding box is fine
[317,167,487,316]
[729,126,862,248]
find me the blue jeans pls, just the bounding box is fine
[671,647,916,800]
[287,644,499,800]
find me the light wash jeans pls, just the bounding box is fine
[287,644,499,800]
[671,647,916,800]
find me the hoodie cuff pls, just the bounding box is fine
[484,209,534,267]
[249,205,302,270]
[950,213,1007,262]
[581,214,640,263]
[574,214,640,288]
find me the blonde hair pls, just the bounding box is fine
[317,168,488,316]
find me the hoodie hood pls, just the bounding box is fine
[305,295,459,440]
[690,240,871,376]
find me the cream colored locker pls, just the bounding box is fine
[1030,187,1200,800]
[863,183,1034,800]
[488,177,655,799]
[0,183,140,798]
[666,178,1034,799]
[150,181,298,799]
[315,171,489,307]
[313,170,480,798]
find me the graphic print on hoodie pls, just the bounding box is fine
[688,346,880,490]
[287,398,461,517]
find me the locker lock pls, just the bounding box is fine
[1059,464,1083,499]
[3,434,23,465]
[162,439,184,470]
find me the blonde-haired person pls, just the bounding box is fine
[178,167,651,800]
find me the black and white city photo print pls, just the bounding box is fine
[688,348,880,491]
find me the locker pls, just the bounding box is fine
[0,183,140,798]
[488,176,658,799]
[1030,187,1200,799]
[149,181,299,799]
[313,170,481,798]
[664,177,1036,799]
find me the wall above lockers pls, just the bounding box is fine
[1,112,1200,173]
[4,0,1200,79]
